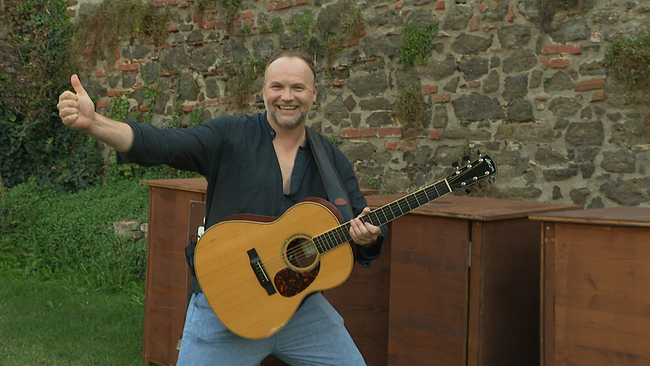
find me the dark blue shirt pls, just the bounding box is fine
[117,112,384,266]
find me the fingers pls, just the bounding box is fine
[349,208,380,245]
[70,74,88,97]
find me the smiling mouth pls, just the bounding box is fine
[278,105,298,111]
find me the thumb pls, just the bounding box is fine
[71,74,88,97]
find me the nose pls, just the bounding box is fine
[281,87,294,101]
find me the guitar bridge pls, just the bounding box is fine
[247,248,276,296]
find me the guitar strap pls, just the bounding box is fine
[305,126,355,222]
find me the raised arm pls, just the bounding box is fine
[57,74,134,153]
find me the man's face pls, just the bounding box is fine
[263,57,317,129]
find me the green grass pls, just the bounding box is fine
[0,277,144,366]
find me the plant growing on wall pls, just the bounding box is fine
[605,27,650,104]
[1,0,103,192]
[394,84,428,130]
[398,23,438,67]
[75,0,170,62]
[225,58,266,109]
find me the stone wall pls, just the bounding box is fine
[65,0,650,207]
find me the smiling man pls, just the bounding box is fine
[57,50,387,365]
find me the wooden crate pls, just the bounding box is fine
[329,194,581,366]
[530,207,650,366]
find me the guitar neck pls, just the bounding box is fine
[313,178,453,254]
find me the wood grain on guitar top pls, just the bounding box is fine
[194,199,354,339]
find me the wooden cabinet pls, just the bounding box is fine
[529,207,650,366]
[332,194,581,366]
[140,178,580,366]
[140,178,207,366]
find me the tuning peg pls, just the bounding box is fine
[489,177,496,184]
[451,162,459,169]
[476,149,481,156]
[463,156,470,162]
[478,182,483,189]
[465,188,471,194]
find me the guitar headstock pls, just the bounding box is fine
[447,154,498,191]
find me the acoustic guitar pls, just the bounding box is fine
[194,154,498,339]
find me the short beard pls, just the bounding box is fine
[265,101,307,129]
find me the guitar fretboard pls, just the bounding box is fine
[312,178,452,254]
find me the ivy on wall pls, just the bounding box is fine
[0,0,104,192]
[605,27,650,104]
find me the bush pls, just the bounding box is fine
[0,179,150,291]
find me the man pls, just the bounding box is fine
[57,50,386,365]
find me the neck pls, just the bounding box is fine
[268,117,306,147]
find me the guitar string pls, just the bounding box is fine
[245,179,455,273]
[252,166,484,272]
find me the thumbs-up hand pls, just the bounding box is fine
[57,74,96,131]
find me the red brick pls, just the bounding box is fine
[421,85,438,95]
[167,25,179,32]
[378,127,403,138]
[428,130,441,139]
[96,101,109,109]
[361,128,377,137]
[540,58,550,67]
[114,50,121,60]
[468,80,481,88]
[344,38,360,47]
[277,1,292,10]
[167,0,178,5]
[479,2,488,11]
[434,94,451,103]
[118,64,139,72]
[554,13,566,21]
[435,1,445,10]
[179,2,189,7]
[559,44,582,54]
[95,70,106,77]
[395,2,403,9]
[107,90,122,97]
[221,97,233,104]
[267,2,278,10]
[469,15,480,31]
[182,105,194,112]
[541,45,558,55]
[400,140,417,151]
[375,4,388,9]
[385,141,400,150]
[549,58,572,68]
[341,129,361,138]
[241,11,254,19]
[574,78,605,91]
[507,6,515,22]
[202,21,215,29]
[154,0,166,6]
[139,105,149,112]
[206,99,220,107]
[244,19,254,26]
[590,89,606,102]
[296,0,309,5]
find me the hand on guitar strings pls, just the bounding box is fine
[349,207,381,248]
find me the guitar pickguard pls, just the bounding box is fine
[274,263,320,297]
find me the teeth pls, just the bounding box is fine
[279,106,297,110]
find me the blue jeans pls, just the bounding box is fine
[176,292,367,366]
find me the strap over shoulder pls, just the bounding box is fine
[305,126,355,221]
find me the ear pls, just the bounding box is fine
[312,84,318,103]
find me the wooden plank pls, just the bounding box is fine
[530,207,650,228]
[474,219,541,366]
[388,215,469,366]
[366,194,581,222]
[550,222,650,366]
[541,222,556,366]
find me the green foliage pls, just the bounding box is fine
[222,0,243,25]
[225,58,267,108]
[75,0,170,61]
[108,94,131,121]
[399,23,439,67]
[458,140,472,164]
[270,17,284,33]
[0,179,150,291]
[289,11,319,53]
[605,27,650,103]
[1,0,105,192]
[395,84,428,128]
[366,177,379,190]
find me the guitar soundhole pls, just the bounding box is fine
[284,236,318,270]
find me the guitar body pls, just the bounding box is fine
[194,198,354,339]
